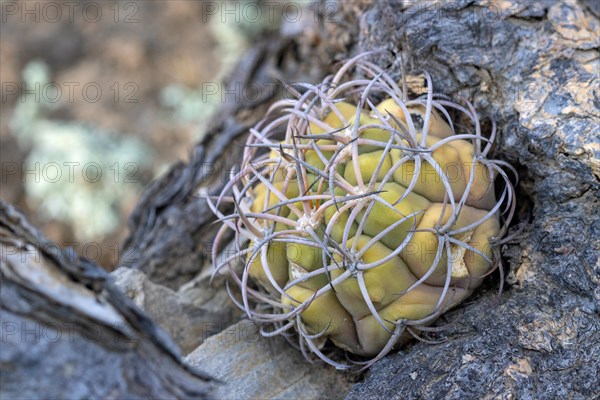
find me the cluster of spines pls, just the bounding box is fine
[207,52,517,370]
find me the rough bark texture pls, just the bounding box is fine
[3,0,599,399]
[345,1,600,398]
[0,201,215,399]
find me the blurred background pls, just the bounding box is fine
[0,0,305,269]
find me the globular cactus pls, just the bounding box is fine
[208,53,516,370]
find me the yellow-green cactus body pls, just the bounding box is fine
[390,135,467,204]
[376,99,454,139]
[354,284,468,355]
[357,182,430,250]
[282,285,360,353]
[247,237,288,295]
[214,56,514,368]
[400,203,499,287]
[250,180,299,217]
[447,139,497,209]
[343,150,392,186]
[306,102,360,167]
[286,220,328,290]
[331,235,418,319]
[323,206,358,243]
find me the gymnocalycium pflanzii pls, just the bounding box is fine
[207,52,516,371]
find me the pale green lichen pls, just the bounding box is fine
[11,61,153,240]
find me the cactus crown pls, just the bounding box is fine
[208,52,516,370]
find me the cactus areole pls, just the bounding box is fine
[208,53,516,370]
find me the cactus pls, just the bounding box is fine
[208,53,516,370]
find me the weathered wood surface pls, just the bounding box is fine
[0,201,215,399]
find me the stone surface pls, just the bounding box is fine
[111,267,241,354]
[185,321,354,400]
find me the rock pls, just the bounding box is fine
[111,267,241,354]
[344,1,600,398]
[0,201,215,399]
[185,321,354,400]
